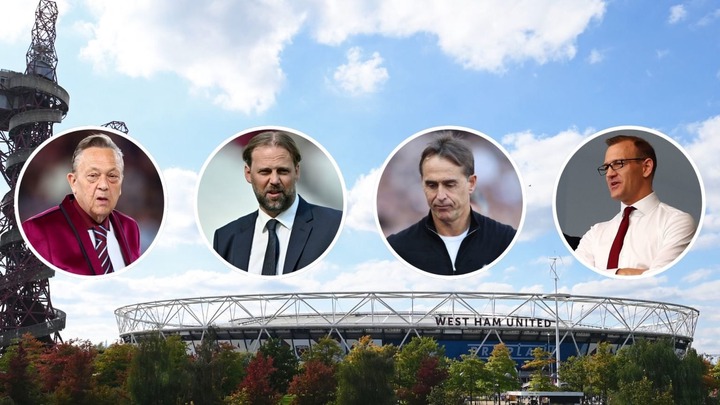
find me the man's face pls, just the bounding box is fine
[245,145,299,217]
[422,155,476,229]
[67,147,123,223]
[604,140,651,205]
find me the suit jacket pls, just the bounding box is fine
[22,194,141,276]
[213,196,342,274]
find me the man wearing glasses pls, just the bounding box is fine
[574,135,695,275]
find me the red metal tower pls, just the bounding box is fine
[0,0,69,348]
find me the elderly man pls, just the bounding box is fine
[213,131,342,275]
[23,134,140,276]
[387,134,516,275]
[575,135,696,275]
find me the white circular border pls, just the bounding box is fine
[194,125,348,279]
[15,125,169,279]
[375,125,527,279]
[552,125,706,279]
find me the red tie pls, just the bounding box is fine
[607,206,636,269]
[93,224,114,274]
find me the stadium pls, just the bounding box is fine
[114,291,698,364]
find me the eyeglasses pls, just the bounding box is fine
[597,157,646,175]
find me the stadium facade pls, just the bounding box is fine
[115,292,698,363]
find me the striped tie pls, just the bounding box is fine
[94,224,114,274]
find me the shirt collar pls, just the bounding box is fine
[621,191,659,216]
[257,194,299,231]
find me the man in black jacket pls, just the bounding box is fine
[387,134,515,275]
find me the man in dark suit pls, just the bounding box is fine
[213,131,342,275]
[22,134,141,276]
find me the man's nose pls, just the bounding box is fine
[269,171,280,184]
[97,175,109,189]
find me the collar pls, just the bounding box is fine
[257,194,299,231]
[620,191,659,217]
[70,194,111,228]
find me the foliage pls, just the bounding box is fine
[300,335,344,366]
[483,343,520,395]
[257,337,299,394]
[522,346,556,392]
[288,359,337,405]
[0,334,45,405]
[37,339,98,405]
[336,336,396,405]
[127,334,191,405]
[236,353,279,405]
[445,353,487,402]
[395,336,448,403]
[611,376,674,405]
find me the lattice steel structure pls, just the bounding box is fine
[116,292,699,360]
[0,0,68,348]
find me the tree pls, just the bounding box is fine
[612,376,674,405]
[336,336,396,405]
[558,355,588,393]
[585,342,616,402]
[394,336,447,404]
[257,337,299,394]
[288,359,337,405]
[235,353,279,405]
[445,353,487,403]
[0,334,46,405]
[301,335,344,366]
[127,334,191,404]
[522,347,556,392]
[483,343,520,399]
[214,342,252,398]
[91,342,135,404]
[36,339,98,405]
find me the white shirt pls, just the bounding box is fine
[439,229,469,273]
[575,192,696,274]
[247,196,299,275]
[87,222,126,272]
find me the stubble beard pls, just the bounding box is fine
[255,185,296,216]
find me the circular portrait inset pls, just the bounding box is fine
[16,126,166,277]
[377,126,525,276]
[554,126,704,278]
[196,126,346,276]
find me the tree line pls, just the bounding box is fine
[0,332,718,404]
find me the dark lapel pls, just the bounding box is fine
[232,211,258,270]
[283,197,312,274]
[59,195,103,275]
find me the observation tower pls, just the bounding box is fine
[0,0,69,348]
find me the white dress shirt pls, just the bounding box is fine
[87,222,126,272]
[247,196,299,275]
[575,192,696,274]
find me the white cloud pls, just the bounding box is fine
[156,167,203,247]
[587,48,604,64]
[682,268,714,283]
[76,1,604,113]
[503,128,589,240]
[345,168,382,231]
[0,0,70,43]
[332,47,389,96]
[311,0,606,73]
[78,1,305,114]
[656,49,670,59]
[668,4,688,24]
[684,115,720,249]
[697,9,720,27]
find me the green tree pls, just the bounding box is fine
[522,347,556,392]
[394,336,447,403]
[558,355,588,392]
[301,335,344,366]
[483,343,520,399]
[214,342,252,398]
[336,336,396,405]
[257,337,299,394]
[585,342,616,402]
[611,376,674,405]
[445,353,487,403]
[127,334,191,404]
[91,342,135,404]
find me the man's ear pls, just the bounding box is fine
[244,164,252,183]
[67,172,76,194]
[642,158,654,178]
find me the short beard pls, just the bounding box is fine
[255,185,296,216]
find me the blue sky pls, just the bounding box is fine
[2,0,720,356]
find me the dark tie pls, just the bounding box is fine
[606,206,636,269]
[262,219,279,275]
[93,224,114,274]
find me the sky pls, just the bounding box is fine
[1,0,720,356]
